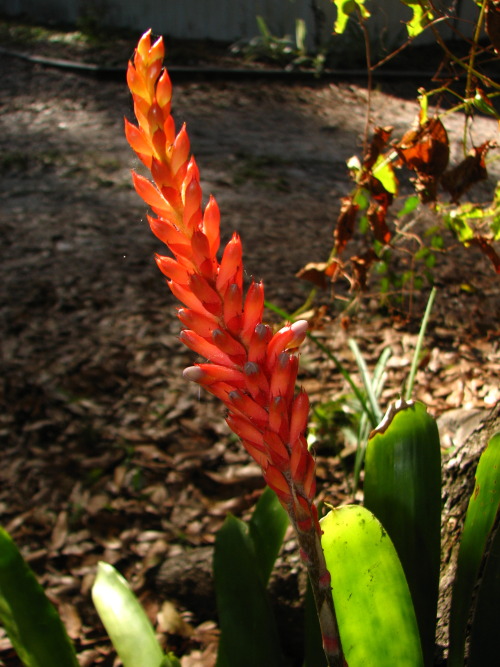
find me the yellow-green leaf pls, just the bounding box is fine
[332,0,371,35]
[400,1,434,37]
[321,505,423,666]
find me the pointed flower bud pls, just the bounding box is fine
[126,31,320,540]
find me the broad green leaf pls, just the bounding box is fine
[248,486,289,586]
[364,400,441,667]
[448,432,500,667]
[321,505,423,666]
[400,1,434,37]
[0,527,78,667]
[92,562,170,667]
[302,579,327,667]
[332,0,370,35]
[214,514,285,667]
[468,501,500,666]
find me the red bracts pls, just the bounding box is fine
[126,31,319,534]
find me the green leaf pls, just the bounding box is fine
[468,505,500,666]
[248,486,289,586]
[0,527,78,667]
[372,155,398,195]
[472,90,500,119]
[332,0,371,35]
[302,579,327,667]
[448,432,500,667]
[92,562,169,667]
[214,514,285,667]
[321,505,423,666]
[400,1,434,37]
[398,195,420,218]
[353,344,392,491]
[364,400,441,666]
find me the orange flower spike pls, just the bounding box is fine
[212,328,247,361]
[289,390,310,445]
[182,170,203,230]
[226,413,267,453]
[223,284,243,335]
[177,308,218,338]
[168,281,214,318]
[156,68,172,113]
[183,364,246,387]
[270,353,299,404]
[127,34,346,666]
[241,281,265,344]
[243,361,270,403]
[266,320,308,371]
[268,395,290,442]
[171,126,191,184]
[290,437,311,487]
[190,230,216,280]
[155,255,191,284]
[248,324,273,365]
[202,195,221,257]
[263,466,292,505]
[216,233,243,295]
[179,330,235,368]
[263,429,290,470]
[188,274,222,316]
[124,119,154,167]
[228,390,269,426]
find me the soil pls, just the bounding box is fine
[0,24,499,666]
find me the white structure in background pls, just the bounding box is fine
[1,0,478,46]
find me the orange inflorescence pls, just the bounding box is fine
[126,30,319,534]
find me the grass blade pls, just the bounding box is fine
[405,287,437,400]
[348,338,383,424]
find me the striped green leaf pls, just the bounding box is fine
[363,399,441,666]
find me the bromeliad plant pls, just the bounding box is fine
[124,29,345,665]
[0,28,499,667]
[121,30,500,667]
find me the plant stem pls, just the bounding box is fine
[294,523,346,666]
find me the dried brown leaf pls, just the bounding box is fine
[363,126,393,171]
[334,196,359,254]
[468,236,500,274]
[441,142,492,202]
[396,117,450,202]
[296,261,329,288]
[486,0,500,53]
